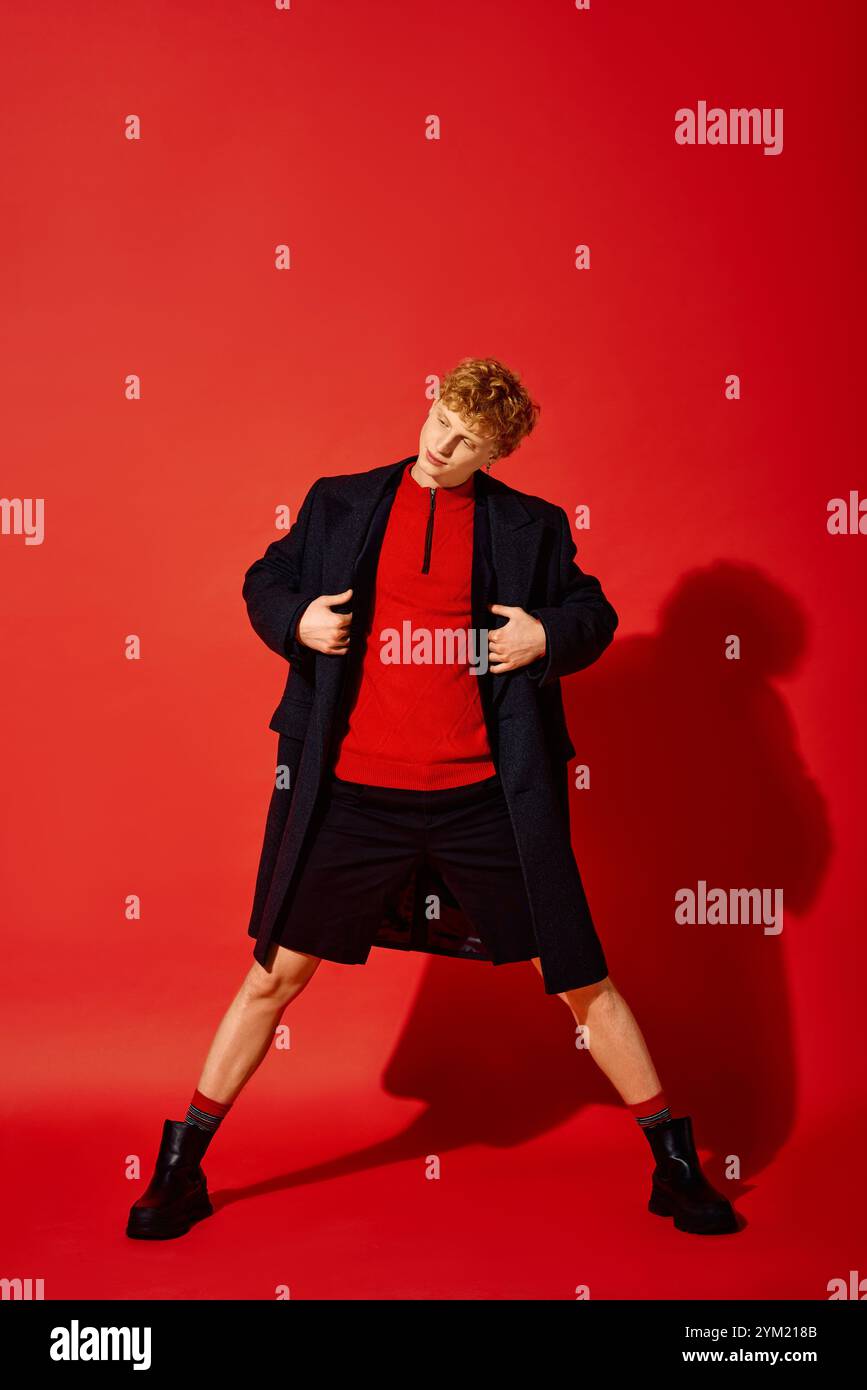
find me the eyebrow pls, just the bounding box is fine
[436,406,484,441]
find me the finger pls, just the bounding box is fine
[323,588,353,605]
[487,603,516,616]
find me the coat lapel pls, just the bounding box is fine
[320,456,407,595]
[474,471,545,707]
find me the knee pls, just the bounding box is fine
[558,975,617,1024]
[244,947,321,1004]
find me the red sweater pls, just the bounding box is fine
[332,461,496,790]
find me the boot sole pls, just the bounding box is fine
[126,1193,214,1241]
[648,1190,739,1235]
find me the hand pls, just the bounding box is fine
[486,603,547,673]
[297,589,353,655]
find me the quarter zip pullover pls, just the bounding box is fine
[331,461,495,789]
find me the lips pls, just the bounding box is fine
[426,449,447,465]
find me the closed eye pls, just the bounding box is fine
[438,413,477,448]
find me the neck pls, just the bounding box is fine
[410,460,477,490]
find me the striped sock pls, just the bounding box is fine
[627,1088,672,1130]
[183,1087,234,1143]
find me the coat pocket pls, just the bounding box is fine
[498,704,575,762]
[268,695,313,740]
[550,725,576,761]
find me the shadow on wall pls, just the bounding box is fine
[377,560,832,1178]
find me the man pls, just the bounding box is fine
[127,358,739,1242]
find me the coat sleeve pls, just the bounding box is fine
[524,505,619,686]
[242,477,323,662]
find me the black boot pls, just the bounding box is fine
[126,1120,215,1240]
[645,1115,739,1235]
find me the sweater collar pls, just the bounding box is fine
[402,459,477,500]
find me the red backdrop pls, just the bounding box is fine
[2,0,865,1300]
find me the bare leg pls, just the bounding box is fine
[126,943,325,1241]
[528,960,742,1233]
[194,944,322,1105]
[531,958,663,1104]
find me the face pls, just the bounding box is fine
[414,397,500,488]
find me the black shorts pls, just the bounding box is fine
[269,770,540,969]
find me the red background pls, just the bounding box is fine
[2,0,865,1299]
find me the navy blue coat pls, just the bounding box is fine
[242,454,619,994]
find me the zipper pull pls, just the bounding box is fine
[421,487,436,573]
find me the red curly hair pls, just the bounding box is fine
[439,357,540,462]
